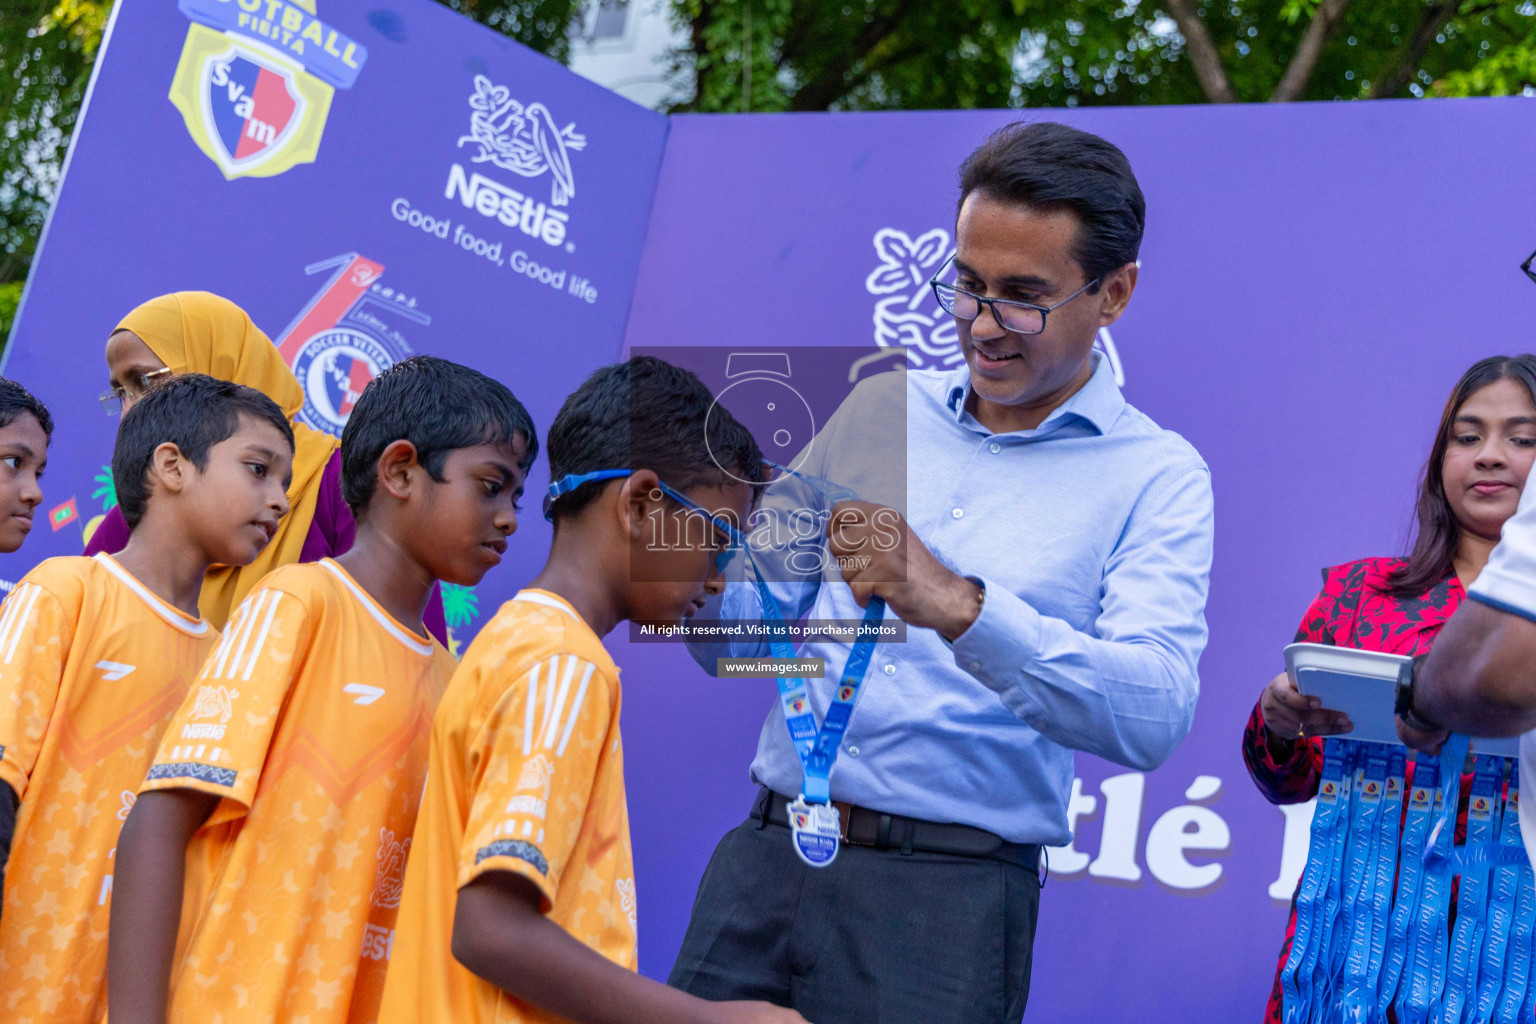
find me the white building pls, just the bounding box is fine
[567,0,688,110]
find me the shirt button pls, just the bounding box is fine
[989,442,1001,454]
[968,659,982,671]
[951,508,964,519]
[847,745,861,757]
[883,663,896,676]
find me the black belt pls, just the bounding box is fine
[753,788,1044,878]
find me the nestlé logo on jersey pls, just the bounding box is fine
[445,75,586,250]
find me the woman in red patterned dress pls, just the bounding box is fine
[1243,355,1536,1024]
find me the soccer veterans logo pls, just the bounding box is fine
[168,0,368,179]
[274,253,428,436]
[296,327,398,429]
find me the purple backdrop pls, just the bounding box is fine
[6,1,1536,1017]
[3,0,668,624]
[617,101,1536,1021]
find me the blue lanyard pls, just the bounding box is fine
[1337,744,1389,1022]
[743,464,887,804]
[1385,756,1438,1020]
[1478,763,1522,1023]
[1497,812,1536,1023]
[1439,754,1500,1024]
[1493,772,1535,1024]
[1394,734,1469,1024]
[1402,758,1455,1024]
[749,563,885,805]
[1423,733,1472,873]
[1282,739,1353,1024]
[1365,748,1406,1011]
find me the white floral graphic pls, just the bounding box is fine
[615,877,637,931]
[191,685,238,724]
[865,228,959,370]
[516,754,555,800]
[459,75,586,207]
[117,790,136,821]
[864,227,1126,384]
[370,827,412,909]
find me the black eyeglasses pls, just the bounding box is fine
[1523,248,1536,286]
[929,254,1100,336]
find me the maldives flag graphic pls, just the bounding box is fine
[49,498,79,532]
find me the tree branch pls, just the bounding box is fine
[790,0,913,111]
[1370,1,1488,98]
[682,3,715,111]
[1269,0,1353,102]
[1165,0,1237,102]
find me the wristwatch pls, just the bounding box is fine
[1395,660,1442,733]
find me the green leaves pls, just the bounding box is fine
[4,0,1536,358]
[665,0,1536,110]
[435,0,582,63]
[1,2,108,273]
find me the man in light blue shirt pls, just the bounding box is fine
[669,122,1214,1023]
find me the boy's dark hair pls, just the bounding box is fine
[341,355,539,516]
[113,373,295,528]
[0,377,53,439]
[958,121,1145,291]
[546,355,766,524]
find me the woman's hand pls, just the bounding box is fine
[1259,671,1352,744]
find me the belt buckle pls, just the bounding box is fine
[833,801,855,843]
[834,801,876,846]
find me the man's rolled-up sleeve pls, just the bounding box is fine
[950,464,1214,771]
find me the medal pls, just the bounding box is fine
[788,796,841,868]
[746,464,887,871]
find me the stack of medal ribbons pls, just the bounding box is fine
[1279,644,1531,1024]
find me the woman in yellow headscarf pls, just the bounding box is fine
[87,291,448,641]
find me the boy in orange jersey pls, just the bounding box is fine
[378,357,804,1024]
[108,356,537,1024]
[0,377,53,923]
[0,373,295,1023]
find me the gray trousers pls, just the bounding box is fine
[668,808,1041,1023]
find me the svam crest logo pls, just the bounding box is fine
[202,49,306,172]
[169,0,367,179]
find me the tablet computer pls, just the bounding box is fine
[1284,642,1522,756]
[1285,643,1411,746]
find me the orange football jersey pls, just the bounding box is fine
[0,553,217,1024]
[378,589,636,1024]
[141,559,453,1024]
